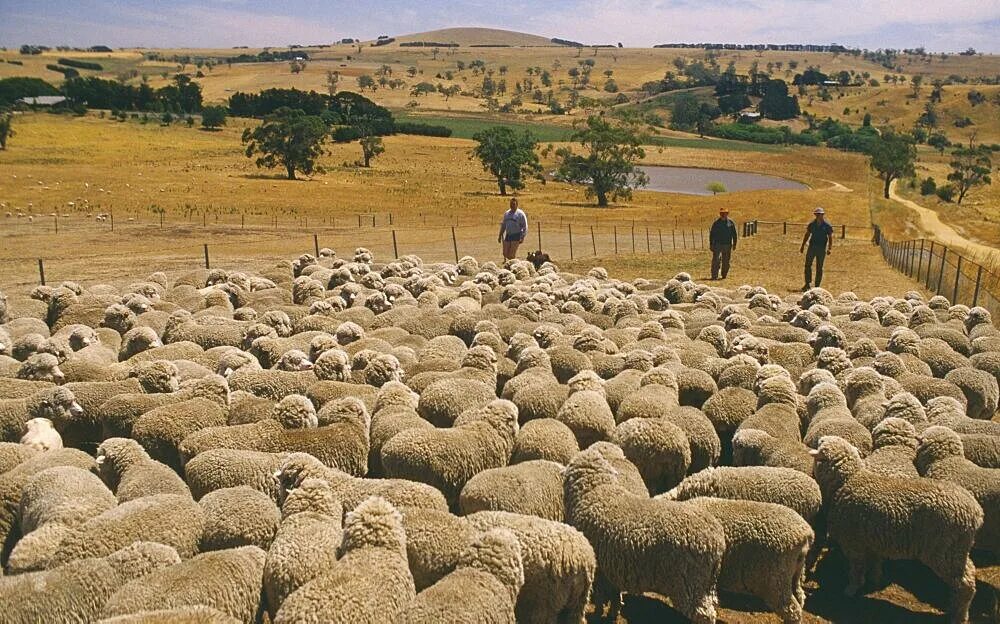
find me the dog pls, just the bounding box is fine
[527,250,551,270]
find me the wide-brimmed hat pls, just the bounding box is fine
[813,207,825,215]
[719,207,729,213]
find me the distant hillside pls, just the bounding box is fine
[383,27,556,47]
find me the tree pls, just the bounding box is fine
[357,75,376,92]
[758,79,799,120]
[706,181,726,195]
[359,135,384,167]
[869,129,916,198]
[325,70,340,96]
[438,84,461,100]
[406,66,418,78]
[947,146,992,204]
[410,82,436,97]
[201,105,227,130]
[555,115,649,207]
[910,74,923,98]
[470,126,543,196]
[241,107,327,180]
[0,112,14,150]
[290,59,307,74]
[927,132,950,154]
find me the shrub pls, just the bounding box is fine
[57,58,103,71]
[953,117,973,128]
[46,65,80,79]
[920,177,937,196]
[936,184,955,202]
[393,122,452,137]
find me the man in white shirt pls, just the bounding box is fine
[497,198,528,261]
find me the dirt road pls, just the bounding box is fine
[888,180,998,259]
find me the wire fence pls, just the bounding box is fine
[878,237,1000,318]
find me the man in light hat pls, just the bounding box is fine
[708,207,738,280]
[800,206,833,290]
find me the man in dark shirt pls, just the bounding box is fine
[709,208,738,280]
[800,207,834,290]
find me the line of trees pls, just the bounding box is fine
[62,75,203,113]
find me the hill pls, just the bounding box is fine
[386,27,556,47]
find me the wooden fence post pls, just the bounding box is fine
[37,259,45,285]
[590,226,596,256]
[241,214,245,229]
[203,244,210,269]
[313,234,319,257]
[916,240,925,282]
[646,227,650,253]
[972,265,983,307]
[783,221,787,235]
[841,224,846,239]
[53,214,58,233]
[953,256,962,305]
[936,247,948,295]
[568,224,574,260]
[392,230,398,259]
[658,229,663,252]
[537,221,542,251]
[682,230,687,249]
[672,229,676,250]
[631,226,635,253]
[451,227,459,263]
[614,226,618,255]
[358,214,362,228]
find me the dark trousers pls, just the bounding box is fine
[711,245,732,279]
[805,246,827,287]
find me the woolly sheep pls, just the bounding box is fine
[943,367,999,420]
[18,417,62,451]
[273,496,416,624]
[102,546,266,624]
[510,418,579,465]
[132,397,229,471]
[184,448,288,502]
[731,428,814,476]
[96,437,191,502]
[660,465,822,524]
[563,444,725,624]
[0,441,38,473]
[382,400,519,509]
[0,386,82,445]
[96,605,240,623]
[458,459,565,521]
[682,497,813,624]
[0,542,180,624]
[916,426,999,554]
[264,478,343,617]
[926,396,1000,436]
[398,528,524,624]
[811,436,982,622]
[198,486,280,551]
[611,416,690,494]
[417,377,496,427]
[863,417,920,478]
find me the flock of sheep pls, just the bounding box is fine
[0,247,998,624]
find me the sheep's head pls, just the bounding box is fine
[120,327,162,360]
[313,349,350,382]
[335,321,365,346]
[364,353,402,387]
[796,367,835,396]
[339,496,406,557]
[568,370,605,397]
[280,477,342,520]
[274,452,327,501]
[272,395,318,429]
[843,367,884,407]
[846,337,879,360]
[808,324,846,355]
[261,310,293,337]
[916,426,965,470]
[186,374,230,408]
[216,349,260,378]
[882,392,927,426]
[18,352,65,383]
[20,417,60,450]
[965,306,992,332]
[806,382,848,417]
[925,396,966,423]
[514,346,551,375]
[640,366,679,393]
[318,396,371,439]
[696,325,728,357]
[374,380,419,412]
[809,435,863,495]
[816,347,853,377]
[276,350,313,372]
[308,334,338,363]
[622,349,654,372]
[872,351,906,379]
[756,374,797,409]
[871,417,917,451]
[68,326,98,351]
[95,437,148,483]
[563,444,623,503]
[462,345,497,372]
[130,360,180,393]
[506,333,538,361]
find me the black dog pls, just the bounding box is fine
[527,250,551,270]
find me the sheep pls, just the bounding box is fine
[417,377,497,427]
[17,352,65,383]
[681,497,814,624]
[18,417,62,451]
[273,496,416,624]
[101,546,266,624]
[811,436,982,623]
[264,478,343,618]
[555,371,616,448]
[510,418,579,465]
[563,444,725,624]
[927,396,1000,436]
[943,366,999,420]
[184,448,289,501]
[458,460,565,521]
[863,417,920,478]
[198,486,280,551]
[228,366,315,401]
[132,397,229,471]
[99,375,229,438]
[95,437,191,502]
[0,441,38,473]
[382,400,519,509]
[731,428,815,476]
[96,605,241,623]
[915,426,1000,555]
[0,386,82,444]
[400,506,477,591]
[802,382,873,456]
[275,452,448,513]
[0,542,180,624]
[660,465,822,523]
[48,494,205,566]
[611,416,690,494]
[397,528,524,624]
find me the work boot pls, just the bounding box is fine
[801,284,811,292]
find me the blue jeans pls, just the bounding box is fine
[805,246,827,286]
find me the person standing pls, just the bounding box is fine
[497,198,527,261]
[709,208,738,280]
[800,207,833,290]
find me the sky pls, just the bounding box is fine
[2,0,1000,53]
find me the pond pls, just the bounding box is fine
[638,165,809,196]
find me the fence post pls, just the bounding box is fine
[313,234,319,257]
[451,227,459,263]
[37,259,45,285]
[646,227,650,253]
[372,215,376,228]
[241,214,245,229]
[358,214,362,228]
[972,265,983,307]
[953,256,962,305]
[110,212,114,232]
[392,230,398,259]
[614,226,618,255]
[907,241,916,276]
[783,221,787,235]
[568,224,574,260]
[537,221,542,251]
[699,229,704,249]
[925,242,935,289]
[841,224,846,239]
[203,244,210,269]
[682,230,687,250]
[590,226,597,256]
[672,229,676,250]
[389,213,393,226]
[916,240,924,282]
[53,214,58,233]
[658,229,663,252]
[936,247,947,295]
[631,226,635,253]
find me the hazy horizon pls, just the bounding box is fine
[2,1,999,54]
